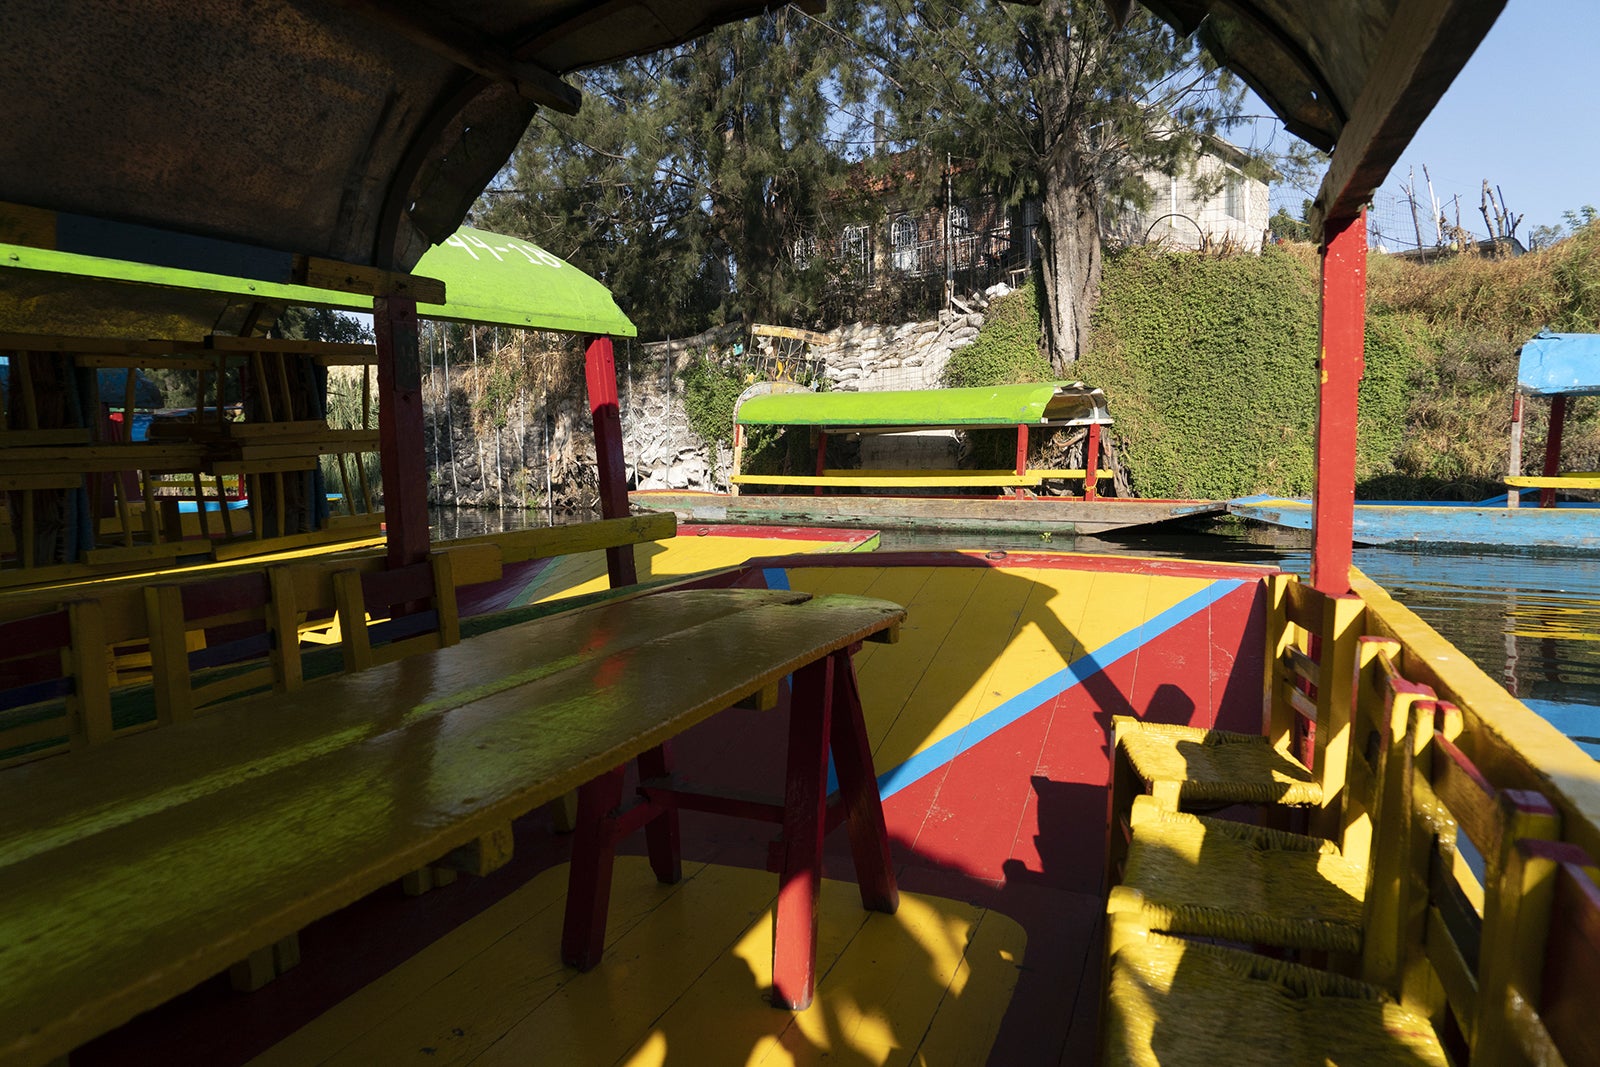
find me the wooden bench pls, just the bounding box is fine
[0,586,903,1065]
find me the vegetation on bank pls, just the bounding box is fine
[940,225,1600,501]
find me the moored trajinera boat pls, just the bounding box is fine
[1,1,1596,1066]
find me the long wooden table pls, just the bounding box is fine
[0,587,905,1066]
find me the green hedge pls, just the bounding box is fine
[1075,246,1427,500]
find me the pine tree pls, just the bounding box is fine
[479,8,862,336]
[846,0,1250,371]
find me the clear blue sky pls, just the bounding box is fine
[1260,0,1596,245]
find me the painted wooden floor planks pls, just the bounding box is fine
[252,859,1024,1067]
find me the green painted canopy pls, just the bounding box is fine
[736,382,1111,432]
[0,225,634,340]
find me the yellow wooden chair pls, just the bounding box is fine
[1107,637,1422,955]
[145,568,303,724]
[1107,575,1363,883]
[1102,665,1579,1065]
[332,552,459,673]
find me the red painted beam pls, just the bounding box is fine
[583,336,637,587]
[1014,424,1028,499]
[1084,422,1101,502]
[1310,213,1367,596]
[375,295,429,568]
[1541,394,1568,509]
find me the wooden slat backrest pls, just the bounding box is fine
[334,552,459,672]
[145,568,302,723]
[0,601,111,768]
[1264,575,1365,839]
[1369,694,1568,1063]
[1517,851,1600,1065]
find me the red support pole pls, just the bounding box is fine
[374,295,429,569]
[584,336,637,587]
[1014,423,1028,499]
[1310,212,1367,596]
[1084,422,1102,502]
[1540,394,1568,509]
[814,430,828,497]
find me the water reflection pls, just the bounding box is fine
[439,507,1600,757]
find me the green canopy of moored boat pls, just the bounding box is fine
[735,382,1110,432]
[0,225,634,340]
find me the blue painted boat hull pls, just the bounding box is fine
[1228,495,1600,551]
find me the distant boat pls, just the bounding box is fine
[634,381,1225,535]
[1227,493,1600,551]
[1231,331,1600,552]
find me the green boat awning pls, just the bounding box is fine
[0,225,634,340]
[736,382,1111,432]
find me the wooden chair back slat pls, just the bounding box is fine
[335,553,459,673]
[145,568,301,723]
[1532,854,1600,1065]
[1264,576,1365,841]
[0,600,111,765]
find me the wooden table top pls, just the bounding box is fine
[0,587,905,1067]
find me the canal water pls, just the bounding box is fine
[434,507,1600,758]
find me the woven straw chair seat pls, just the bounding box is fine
[1116,716,1322,807]
[1103,926,1446,1066]
[1107,798,1366,953]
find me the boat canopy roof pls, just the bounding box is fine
[1518,332,1600,397]
[0,226,634,340]
[736,382,1111,432]
[0,0,797,276]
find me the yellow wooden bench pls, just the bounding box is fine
[733,468,1114,489]
[0,586,903,1065]
[1506,473,1600,490]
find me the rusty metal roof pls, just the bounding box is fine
[1116,0,1507,233]
[0,0,802,274]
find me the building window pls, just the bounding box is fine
[948,205,973,267]
[1225,175,1246,221]
[791,234,817,270]
[891,214,919,274]
[840,225,869,273]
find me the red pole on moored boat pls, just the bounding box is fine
[1309,212,1367,596]
[1540,394,1568,509]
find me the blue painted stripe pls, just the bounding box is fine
[852,577,1245,800]
[763,567,790,591]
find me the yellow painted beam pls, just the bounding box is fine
[1506,475,1600,489]
[735,469,1044,488]
[440,513,676,564]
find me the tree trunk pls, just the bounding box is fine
[1035,170,1102,372]
[1033,0,1104,374]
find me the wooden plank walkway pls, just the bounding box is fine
[251,858,1025,1066]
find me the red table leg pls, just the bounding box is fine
[561,764,626,970]
[637,742,682,884]
[828,649,899,914]
[772,654,834,1010]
